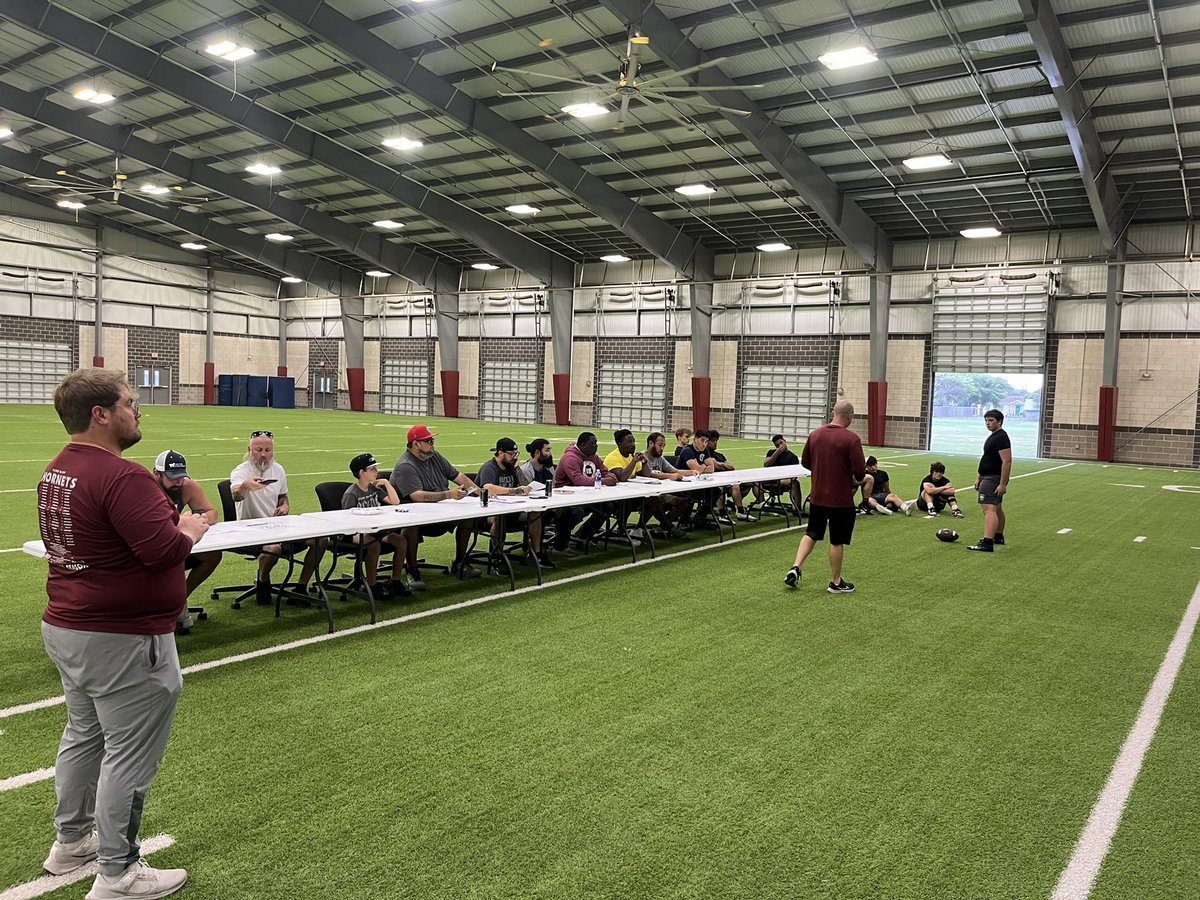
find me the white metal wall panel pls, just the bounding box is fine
[480,361,539,423]
[932,283,1049,372]
[739,366,829,440]
[596,363,667,431]
[380,359,429,416]
[0,340,72,402]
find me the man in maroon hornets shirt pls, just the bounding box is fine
[785,400,866,594]
[37,368,209,900]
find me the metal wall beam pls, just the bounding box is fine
[258,0,713,283]
[597,0,892,272]
[0,0,575,288]
[1018,0,1126,251]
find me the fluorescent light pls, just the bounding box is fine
[224,46,255,62]
[73,87,97,101]
[281,276,303,284]
[206,41,254,62]
[505,203,540,215]
[472,263,499,271]
[757,242,792,252]
[382,136,423,150]
[561,102,608,118]
[600,254,630,263]
[180,242,207,250]
[91,93,115,104]
[676,183,715,197]
[265,233,293,242]
[903,153,952,171]
[0,127,12,139]
[246,163,281,176]
[818,46,878,69]
[960,227,1002,239]
[57,200,86,210]
[140,184,169,195]
[373,219,404,229]
[365,270,389,278]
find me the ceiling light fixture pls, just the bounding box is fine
[0,127,12,139]
[366,270,390,278]
[757,242,792,252]
[600,254,630,263]
[505,203,540,215]
[180,241,207,250]
[265,233,293,242]
[676,183,715,197]
[281,276,303,284]
[903,153,952,171]
[140,184,170,195]
[373,219,404,229]
[472,263,499,271]
[561,102,608,118]
[382,136,423,150]
[960,227,1002,239]
[57,200,86,210]
[73,87,116,105]
[818,46,878,70]
[206,41,255,62]
[246,163,281,176]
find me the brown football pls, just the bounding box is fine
[936,528,959,542]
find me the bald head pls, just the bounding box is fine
[832,400,855,424]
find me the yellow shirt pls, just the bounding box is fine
[603,448,644,477]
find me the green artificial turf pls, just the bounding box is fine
[1,404,1198,898]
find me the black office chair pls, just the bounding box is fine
[750,479,802,528]
[313,481,383,625]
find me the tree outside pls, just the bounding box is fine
[930,372,1043,458]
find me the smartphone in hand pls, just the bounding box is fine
[258,479,278,485]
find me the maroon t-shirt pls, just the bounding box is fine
[800,423,866,508]
[39,444,195,635]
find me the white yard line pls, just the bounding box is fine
[1050,579,1200,900]
[1,525,793,720]
[0,767,53,793]
[1058,528,1072,534]
[1133,536,1147,543]
[1011,462,1075,479]
[1107,483,1145,489]
[0,834,175,900]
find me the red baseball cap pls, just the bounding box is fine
[407,424,436,443]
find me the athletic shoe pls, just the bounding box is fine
[951,509,964,519]
[175,613,195,633]
[993,532,1005,545]
[255,580,272,605]
[736,508,753,522]
[925,511,939,519]
[406,572,427,592]
[715,513,733,526]
[370,581,390,601]
[537,551,557,569]
[967,540,994,552]
[451,560,481,578]
[668,524,688,539]
[875,504,893,516]
[85,860,187,899]
[900,500,914,516]
[285,591,312,608]
[784,566,801,587]
[43,829,99,875]
[827,580,856,593]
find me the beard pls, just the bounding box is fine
[117,428,142,451]
[250,457,272,476]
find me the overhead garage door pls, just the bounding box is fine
[738,365,829,440]
[480,361,539,423]
[0,341,72,402]
[932,282,1049,372]
[380,359,429,416]
[596,363,667,432]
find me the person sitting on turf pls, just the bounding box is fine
[909,461,963,518]
[641,431,689,538]
[477,437,552,569]
[390,424,483,589]
[231,430,327,606]
[151,450,220,632]
[341,453,410,600]
[554,431,617,549]
[753,434,804,514]
[858,456,903,516]
[708,430,751,523]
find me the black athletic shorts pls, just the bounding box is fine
[916,495,948,513]
[805,504,856,545]
[977,475,1003,506]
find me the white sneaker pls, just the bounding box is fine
[876,504,893,516]
[736,508,753,522]
[405,572,427,592]
[900,500,914,516]
[43,829,99,875]
[86,860,187,899]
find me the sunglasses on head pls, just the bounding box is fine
[250,430,274,439]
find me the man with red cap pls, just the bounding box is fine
[389,424,482,591]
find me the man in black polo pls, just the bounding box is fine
[968,409,1012,552]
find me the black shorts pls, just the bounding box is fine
[805,504,856,545]
[977,476,1003,506]
[870,490,889,505]
[916,495,948,513]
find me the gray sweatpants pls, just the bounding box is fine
[41,623,182,877]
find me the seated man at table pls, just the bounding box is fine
[342,453,410,600]
[707,430,751,523]
[519,438,556,489]
[641,432,688,538]
[675,429,717,528]
[230,430,327,606]
[554,432,618,550]
[390,424,483,590]
[477,437,551,569]
[151,449,220,631]
[670,428,692,466]
[753,434,804,513]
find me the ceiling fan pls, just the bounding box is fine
[492,30,762,133]
[24,156,210,206]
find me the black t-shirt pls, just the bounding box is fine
[920,473,951,493]
[869,468,890,492]
[978,429,1012,477]
[765,449,799,468]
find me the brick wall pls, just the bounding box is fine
[1,314,79,355]
[593,336,676,428]
[739,334,842,436]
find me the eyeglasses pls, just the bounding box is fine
[107,398,139,413]
[250,430,274,439]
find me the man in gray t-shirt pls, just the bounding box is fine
[389,424,482,589]
[476,437,553,568]
[642,431,688,538]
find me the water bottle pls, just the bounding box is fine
[593,469,602,490]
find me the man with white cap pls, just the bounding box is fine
[151,450,220,631]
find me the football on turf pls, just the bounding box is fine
[936,528,959,543]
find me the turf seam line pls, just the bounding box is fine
[1050,578,1200,900]
[0,525,794,720]
[0,767,53,793]
[0,834,175,900]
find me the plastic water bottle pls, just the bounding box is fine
[593,469,602,490]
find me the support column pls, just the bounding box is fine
[690,282,713,430]
[435,289,461,417]
[1098,237,1126,462]
[203,262,215,404]
[867,271,892,447]
[549,287,573,425]
[277,287,289,378]
[341,274,366,411]
[92,229,104,367]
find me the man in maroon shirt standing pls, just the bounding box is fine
[37,368,209,899]
[785,400,866,593]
